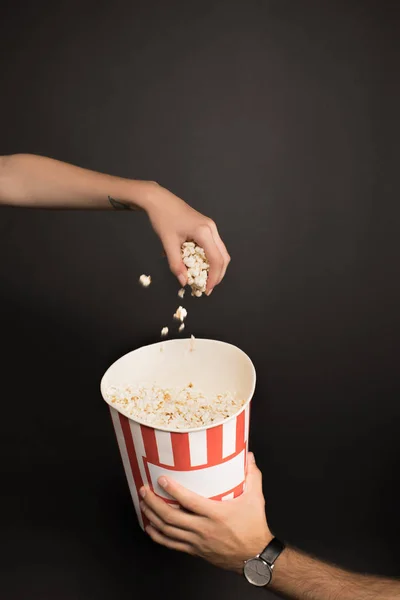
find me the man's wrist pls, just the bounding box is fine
[242,534,287,587]
[268,545,292,591]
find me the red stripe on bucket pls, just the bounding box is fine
[140,425,159,464]
[171,432,191,470]
[207,424,223,466]
[233,482,244,498]
[119,413,149,528]
[246,403,251,439]
[235,410,245,453]
[211,481,245,501]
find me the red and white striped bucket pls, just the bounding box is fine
[100,338,256,530]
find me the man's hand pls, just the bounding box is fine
[140,457,400,600]
[139,453,272,573]
[143,182,230,293]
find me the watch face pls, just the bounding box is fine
[244,558,272,587]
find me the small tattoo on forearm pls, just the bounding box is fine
[108,195,131,210]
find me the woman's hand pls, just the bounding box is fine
[142,182,230,293]
[0,156,229,291]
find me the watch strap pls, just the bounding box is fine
[259,537,285,566]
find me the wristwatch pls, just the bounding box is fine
[243,537,285,587]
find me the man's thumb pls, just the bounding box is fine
[246,452,263,493]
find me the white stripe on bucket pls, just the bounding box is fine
[222,417,237,458]
[221,492,235,501]
[188,429,208,466]
[110,408,143,529]
[148,449,245,499]
[155,430,175,466]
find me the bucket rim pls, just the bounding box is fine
[100,338,256,434]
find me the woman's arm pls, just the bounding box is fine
[0,154,147,210]
[0,154,230,291]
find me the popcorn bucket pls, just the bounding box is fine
[100,338,256,530]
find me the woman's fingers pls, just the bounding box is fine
[193,224,225,293]
[208,222,231,284]
[161,235,187,287]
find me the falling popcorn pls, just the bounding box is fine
[139,274,151,287]
[178,288,185,299]
[179,323,185,333]
[189,334,196,351]
[181,242,209,297]
[173,306,187,322]
[161,327,169,337]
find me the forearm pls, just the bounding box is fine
[271,547,399,600]
[0,154,154,210]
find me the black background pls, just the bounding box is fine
[1,1,399,599]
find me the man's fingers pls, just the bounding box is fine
[141,486,205,527]
[245,453,264,495]
[162,235,187,287]
[194,225,224,293]
[146,524,194,555]
[140,501,194,542]
[155,477,218,518]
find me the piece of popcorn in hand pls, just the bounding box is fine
[161,327,169,337]
[173,306,187,322]
[190,264,201,278]
[181,242,209,297]
[182,246,192,258]
[195,245,206,258]
[139,274,151,287]
[184,255,196,269]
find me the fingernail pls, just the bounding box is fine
[158,477,167,489]
[178,274,186,287]
[249,452,256,464]
[206,288,214,296]
[139,487,146,498]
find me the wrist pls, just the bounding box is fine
[242,533,285,588]
[268,545,292,591]
[126,180,160,211]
